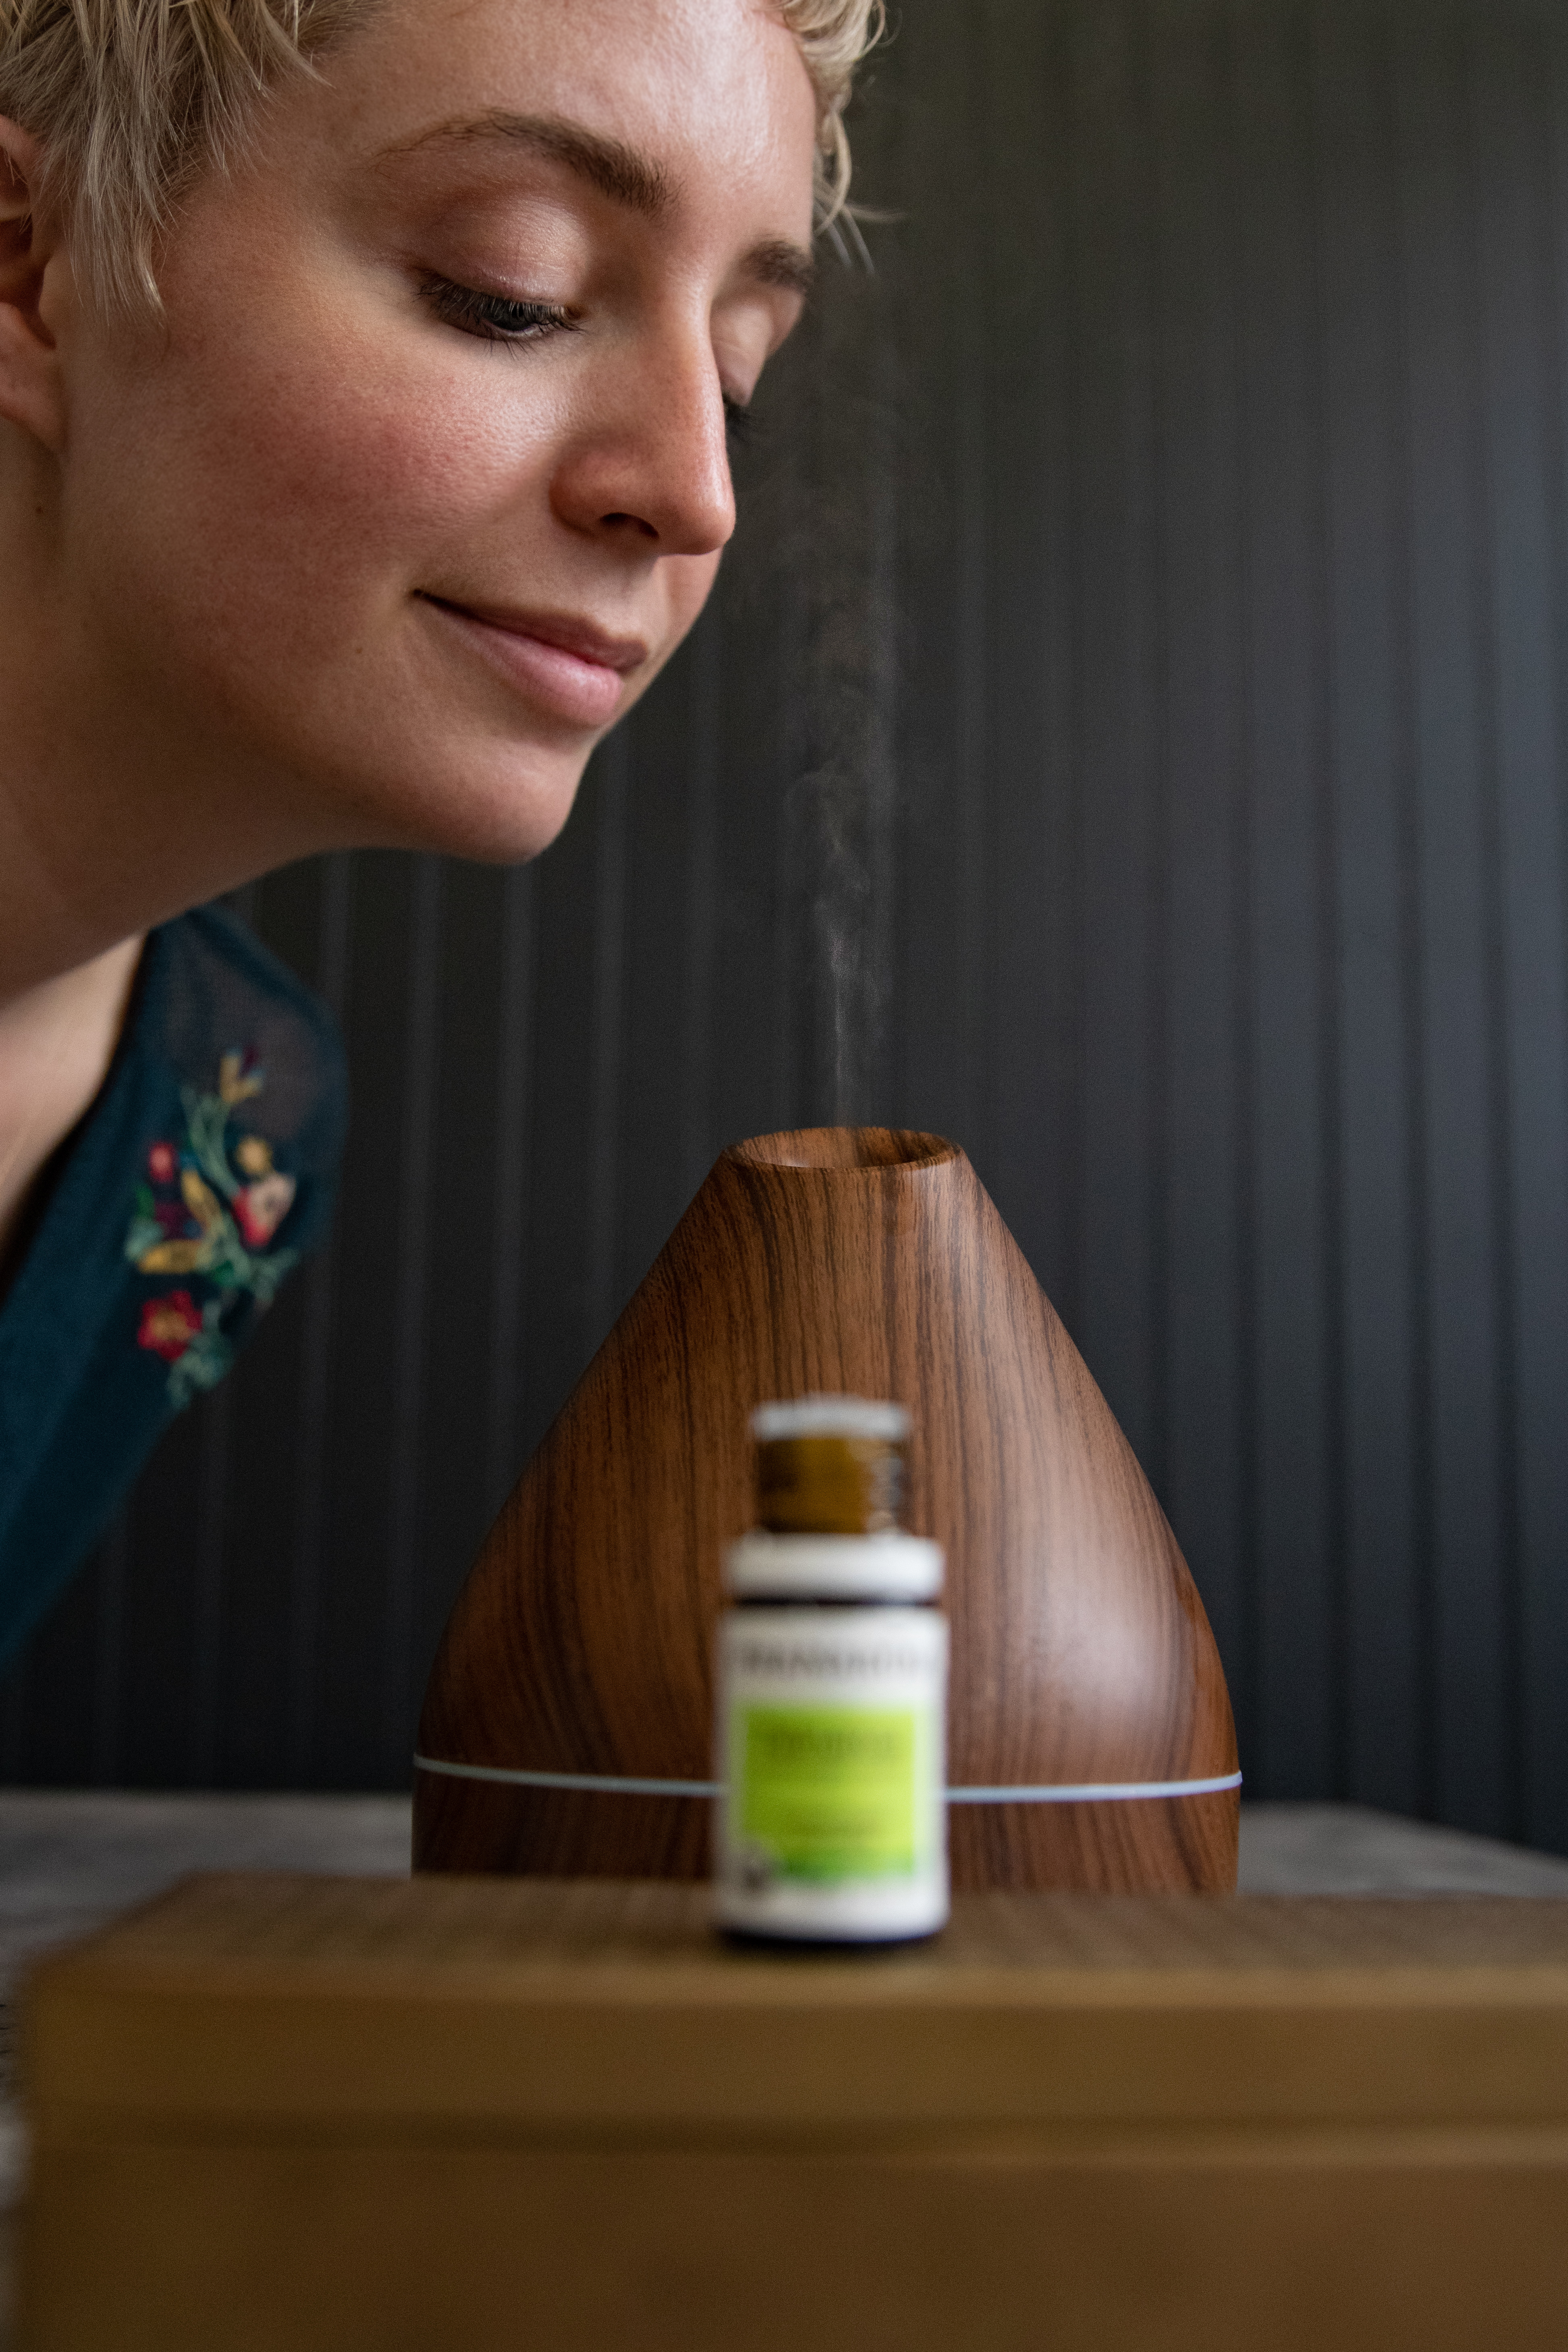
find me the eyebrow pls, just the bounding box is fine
[399,111,672,216]
[382,110,814,296]
[744,237,816,297]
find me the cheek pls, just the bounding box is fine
[79,291,555,673]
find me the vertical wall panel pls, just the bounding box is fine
[1475,17,1568,1853]
[1524,23,1568,1857]
[5,0,1567,1853]
[1314,3,1428,1815]
[986,0,1077,1308]
[1397,20,1515,1834]
[1153,2,1253,1756]
[1236,1,1338,1797]
[1071,0,1165,1480]
[483,860,537,1516]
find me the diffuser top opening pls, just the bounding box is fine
[728,1126,957,1172]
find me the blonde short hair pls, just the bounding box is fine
[0,0,885,310]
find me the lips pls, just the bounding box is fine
[420,594,648,729]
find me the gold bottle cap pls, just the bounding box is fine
[750,1395,909,1536]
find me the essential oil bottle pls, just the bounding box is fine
[713,1395,949,1944]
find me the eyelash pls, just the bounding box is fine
[421,275,580,346]
[423,274,757,451]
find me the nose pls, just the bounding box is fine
[550,326,737,559]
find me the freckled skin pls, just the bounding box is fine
[0,0,816,947]
[81,0,812,850]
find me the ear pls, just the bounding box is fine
[0,116,69,451]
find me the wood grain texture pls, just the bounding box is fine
[26,1875,1568,2116]
[415,1128,1238,1889]
[22,1877,1568,2352]
[27,2139,1568,2352]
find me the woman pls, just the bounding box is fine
[0,0,879,1656]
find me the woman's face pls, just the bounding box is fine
[50,0,818,861]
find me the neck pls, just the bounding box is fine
[0,937,146,1269]
[0,625,315,1011]
[0,428,336,1265]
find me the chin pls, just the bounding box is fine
[332,736,598,865]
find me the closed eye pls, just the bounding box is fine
[724,395,756,449]
[420,274,582,346]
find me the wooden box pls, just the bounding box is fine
[20,1874,1568,2350]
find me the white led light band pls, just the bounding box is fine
[413,1755,1241,1804]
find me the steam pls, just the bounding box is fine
[804,740,893,1126]
[730,228,900,1130]
[795,397,899,1126]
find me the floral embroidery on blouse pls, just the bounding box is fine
[125,1049,301,1407]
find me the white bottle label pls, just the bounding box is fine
[714,1605,949,1940]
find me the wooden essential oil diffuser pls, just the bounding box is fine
[415,1127,1238,1891]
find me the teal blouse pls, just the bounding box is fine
[0,907,346,1667]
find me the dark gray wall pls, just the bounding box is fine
[7,0,1568,1851]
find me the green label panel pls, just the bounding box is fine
[735,1704,923,1882]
